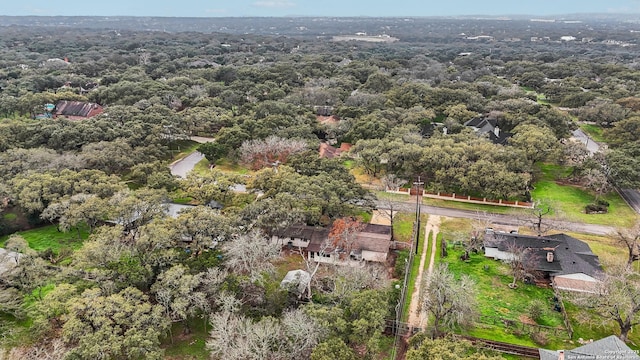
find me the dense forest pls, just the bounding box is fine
[0,16,639,359]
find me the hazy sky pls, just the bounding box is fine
[3,0,640,17]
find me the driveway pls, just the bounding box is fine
[170,151,205,179]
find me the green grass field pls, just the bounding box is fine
[0,224,89,253]
[169,140,202,162]
[579,124,607,143]
[531,164,638,227]
[162,318,210,359]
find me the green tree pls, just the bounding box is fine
[62,287,169,360]
[406,336,503,360]
[311,338,356,360]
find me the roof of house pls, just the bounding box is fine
[539,335,640,360]
[280,224,391,255]
[319,143,342,159]
[464,116,511,145]
[54,100,102,118]
[485,232,602,277]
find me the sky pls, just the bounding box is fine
[2,0,640,17]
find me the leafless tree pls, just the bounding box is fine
[222,230,281,282]
[613,221,640,266]
[5,338,69,360]
[420,263,478,337]
[207,308,321,360]
[518,201,556,236]
[239,136,307,170]
[504,241,541,289]
[570,264,640,343]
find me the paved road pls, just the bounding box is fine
[571,128,601,154]
[170,151,205,179]
[377,201,617,236]
[619,189,640,214]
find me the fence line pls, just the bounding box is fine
[387,189,534,209]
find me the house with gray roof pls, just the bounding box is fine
[464,116,511,145]
[484,232,603,293]
[539,335,640,360]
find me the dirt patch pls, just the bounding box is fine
[519,314,537,325]
[370,210,393,226]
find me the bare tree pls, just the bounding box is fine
[519,201,555,236]
[613,221,640,266]
[240,136,307,170]
[328,217,365,261]
[504,241,541,289]
[207,308,320,360]
[420,263,478,337]
[571,264,640,343]
[222,230,281,282]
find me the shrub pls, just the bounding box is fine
[531,331,549,346]
[528,299,546,322]
[394,250,409,278]
[585,203,608,213]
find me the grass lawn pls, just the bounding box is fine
[375,191,412,202]
[169,140,201,162]
[192,158,212,175]
[579,124,607,143]
[162,318,210,360]
[532,164,638,227]
[3,213,17,221]
[0,224,89,253]
[442,246,566,348]
[438,218,567,349]
[393,213,416,243]
[212,158,253,175]
[423,197,528,215]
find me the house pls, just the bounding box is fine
[484,232,603,293]
[539,335,640,360]
[319,142,352,159]
[272,223,392,266]
[464,116,511,145]
[53,100,103,120]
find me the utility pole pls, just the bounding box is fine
[414,176,424,255]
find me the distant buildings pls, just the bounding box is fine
[52,100,103,120]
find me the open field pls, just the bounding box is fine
[0,224,88,253]
[531,164,638,227]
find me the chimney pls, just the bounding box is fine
[558,350,564,360]
[547,252,554,263]
[494,126,500,137]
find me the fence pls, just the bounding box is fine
[478,314,570,338]
[552,287,574,339]
[387,189,534,209]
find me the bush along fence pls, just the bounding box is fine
[387,189,535,209]
[478,314,570,339]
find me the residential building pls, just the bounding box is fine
[484,232,603,293]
